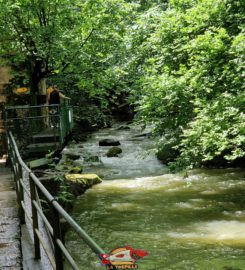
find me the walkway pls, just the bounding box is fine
[0,161,22,270]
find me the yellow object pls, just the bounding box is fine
[65,173,102,189]
[65,173,101,182]
[47,87,53,94]
[16,87,28,93]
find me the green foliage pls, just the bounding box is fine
[56,185,75,205]
[0,0,135,94]
[53,176,75,205]
[1,0,244,169]
[48,74,113,129]
[132,0,245,169]
[0,0,138,123]
[174,92,245,169]
[68,166,83,174]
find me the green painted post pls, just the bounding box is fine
[52,206,64,270]
[29,175,41,259]
[8,133,25,224]
[58,105,63,146]
[17,163,26,224]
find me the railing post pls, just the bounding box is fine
[10,135,26,225]
[52,205,64,270]
[59,105,63,146]
[29,175,41,259]
[17,163,26,224]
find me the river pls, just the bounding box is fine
[64,123,245,270]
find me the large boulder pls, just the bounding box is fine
[99,139,120,146]
[106,146,122,157]
[65,173,102,196]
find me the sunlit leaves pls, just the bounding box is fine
[176,92,245,167]
[133,0,245,168]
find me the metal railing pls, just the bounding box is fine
[7,131,105,270]
[4,101,73,150]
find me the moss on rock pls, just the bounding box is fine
[68,166,83,173]
[65,173,102,196]
[106,146,122,157]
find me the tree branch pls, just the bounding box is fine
[60,28,95,72]
[31,0,43,26]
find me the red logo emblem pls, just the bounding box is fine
[100,245,148,269]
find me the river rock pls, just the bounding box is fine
[65,173,102,184]
[68,166,83,173]
[134,132,152,138]
[64,153,81,160]
[117,125,130,130]
[106,146,122,157]
[99,139,120,146]
[65,173,102,196]
[84,155,100,163]
[156,142,178,163]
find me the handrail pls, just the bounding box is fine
[5,104,63,109]
[4,102,73,151]
[7,131,105,270]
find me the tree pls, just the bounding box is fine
[130,0,245,169]
[0,0,134,100]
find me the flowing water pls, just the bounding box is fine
[64,124,245,270]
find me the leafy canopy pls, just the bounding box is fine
[131,0,245,169]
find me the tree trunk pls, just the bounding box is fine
[30,59,47,105]
[38,78,49,127]
[38,78,47,96]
